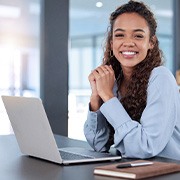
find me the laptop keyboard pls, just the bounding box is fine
[59,150,94,160]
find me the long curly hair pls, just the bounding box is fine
[103,0,163,122]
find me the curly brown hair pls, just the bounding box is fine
[103,0,163,122]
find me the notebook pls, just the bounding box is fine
[94,160,180,179]
[1,95,121,165]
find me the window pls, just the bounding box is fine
[69,0,173,140]
[0,0,41,134]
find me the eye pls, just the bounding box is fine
[134,34,144,39]
[114,33,124,38]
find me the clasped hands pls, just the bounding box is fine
[88,65,115,102]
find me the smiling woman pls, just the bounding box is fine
[111,12,154,70]
[84,0,180,160]
[69,0,174,141]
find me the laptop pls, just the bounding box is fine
[1,95,121,165]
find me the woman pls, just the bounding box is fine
[84,0,180,160]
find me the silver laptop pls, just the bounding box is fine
[1,95,121,165]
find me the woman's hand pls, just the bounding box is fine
[88,69,101,111]
[91,65,115,102]
[88,71,98,96]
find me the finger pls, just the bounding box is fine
[104,65,114,74]
[95,66,106,75]
[98,66,109,74]
[102,65,109,71]
[92,69,102,79]
[88,72,96,81]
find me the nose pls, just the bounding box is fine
[122,40,135,47]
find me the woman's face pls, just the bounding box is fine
[111,12,153,73]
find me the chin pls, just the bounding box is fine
[121,63,138,68]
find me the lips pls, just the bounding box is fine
[121,51,138,55]
[121,51,138,58]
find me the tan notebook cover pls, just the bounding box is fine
[94,160,180,179]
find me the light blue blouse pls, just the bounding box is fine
[84,66,180,160]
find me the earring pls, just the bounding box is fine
[110,50,114,58]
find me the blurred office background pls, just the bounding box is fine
[0,0,178,140]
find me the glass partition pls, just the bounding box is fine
[0,0,41,134]
[69,0,173,140]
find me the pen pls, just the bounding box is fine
[116,162,154,168]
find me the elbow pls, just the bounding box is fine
[124,146,161,159]
[84,132,110,152]
[121,149,156,159]
[116,141,161,159]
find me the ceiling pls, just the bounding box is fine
[0,0,173,44]
[70,0,173,37]
[0,0,40,48]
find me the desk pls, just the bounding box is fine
[0,135,180,180]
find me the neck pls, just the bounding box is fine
[122,70,132,82]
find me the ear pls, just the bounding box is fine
[110,40,113,50]
[149,35,156,49]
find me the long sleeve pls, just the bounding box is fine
[84,109,111,152]
[84,66,180,160]
[84,83,118,152]
[100,67,180,159]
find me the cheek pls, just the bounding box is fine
[112,40,121,50]
[141,42,151,52]
[139,45,150,60]
[112,43,120,56]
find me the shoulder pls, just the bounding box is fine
[149,66,176,84]
[148,66,178,93]
[150,66,174,78]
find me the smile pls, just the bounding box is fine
[121,51,138,55]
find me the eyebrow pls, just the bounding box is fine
[114,28,145,33]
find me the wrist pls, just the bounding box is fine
[90,94,102,112]
[101,94,114,102]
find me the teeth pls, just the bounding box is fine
[122,51,136,55]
